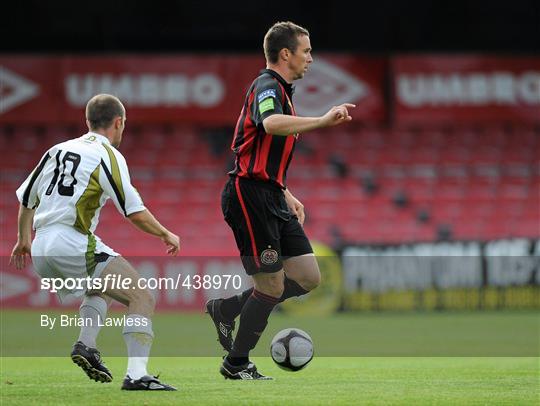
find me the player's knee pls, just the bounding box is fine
[258,275,285,298]
[265,283,285,299]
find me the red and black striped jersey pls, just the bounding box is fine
[228,69,297,189]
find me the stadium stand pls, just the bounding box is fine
[1,124,538,256]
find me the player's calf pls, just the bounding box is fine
[283,254,321,293]
[295,271,320,292]
[98,256,155,318]
[127,286,155,318]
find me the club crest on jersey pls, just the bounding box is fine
[260,249,279,265]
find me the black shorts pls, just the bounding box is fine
[221,176,313,275]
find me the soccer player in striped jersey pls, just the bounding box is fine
[10,94,179,391]
[206,21,355,380]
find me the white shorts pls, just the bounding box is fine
[31,224,119,301]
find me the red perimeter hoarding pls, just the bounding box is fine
[2,55,538,126]
[0,55,386,124]
[393,55,540,125]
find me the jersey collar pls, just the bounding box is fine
[260,69,295,97]
[86,132,111,145]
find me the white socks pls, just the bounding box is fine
[78,300,154,380]
[122,314,154,380]
[77,295,107,348]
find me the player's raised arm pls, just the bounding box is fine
[262,103,356,135]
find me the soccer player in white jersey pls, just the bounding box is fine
[10,94,179,391]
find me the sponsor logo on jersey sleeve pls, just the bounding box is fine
[257,89,277,114]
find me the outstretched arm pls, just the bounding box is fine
[263,103,356,135]
[10,205,34,269]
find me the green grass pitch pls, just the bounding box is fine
[1,310,538,404]
[2,357,538,405]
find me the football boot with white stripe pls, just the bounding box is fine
[220,358,272,380]
[121,375,177,391]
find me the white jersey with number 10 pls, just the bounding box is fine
[16,132,145,234]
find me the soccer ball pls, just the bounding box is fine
[270,328,314,371]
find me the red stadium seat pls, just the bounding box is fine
[1,123,538,255]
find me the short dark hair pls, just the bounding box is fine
[263,21,309,64]
[85,94,125,130]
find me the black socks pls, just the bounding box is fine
[220,288,253,320]
[220,277,309,321]
[280,276,309,302]
[227,290,279,363]
[222,277,311,366]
